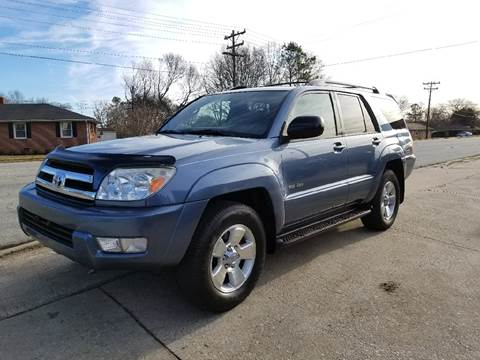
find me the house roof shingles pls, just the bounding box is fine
[0,104,96,122]
[406,122,431,131]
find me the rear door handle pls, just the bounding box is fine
[372,137,382,145]
[333,142,346,152]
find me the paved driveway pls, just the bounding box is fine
[1,157,479,359]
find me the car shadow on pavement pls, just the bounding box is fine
[260,221,375,285]
[100,220,377,345]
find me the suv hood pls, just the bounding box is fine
[69,134,263,164]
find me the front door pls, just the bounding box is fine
[280,92,349,224]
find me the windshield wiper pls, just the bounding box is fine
[158,129,189,135]
[186,129,236,137]
[159,128,253,138]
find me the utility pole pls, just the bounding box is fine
[222,29,246,88]
[423,81,440,139]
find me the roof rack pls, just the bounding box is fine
[314,80,379,94]
[263,81,309,87]
[235,80,380,93]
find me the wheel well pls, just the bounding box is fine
[208,188,277,253]
[385,159,405,203]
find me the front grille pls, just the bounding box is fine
[35,159,96,202]
[20,208,74,247]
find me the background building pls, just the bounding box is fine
[0,97,97,154]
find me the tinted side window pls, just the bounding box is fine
[360,100,376,132]
[338,94,365,134]
[291,93,337,138]
[372,96,406,129]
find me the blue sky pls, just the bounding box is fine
[0,0,479,115]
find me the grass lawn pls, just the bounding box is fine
[0,155,45,163]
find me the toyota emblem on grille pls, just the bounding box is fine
[52,172,66,188]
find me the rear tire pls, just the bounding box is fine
[362,170,400,231]
[176,200,266,312]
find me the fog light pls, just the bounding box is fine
[97,237,122,253]
[120,237,147,253]
[97,237,147,253]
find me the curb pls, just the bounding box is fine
[0,241,42,258]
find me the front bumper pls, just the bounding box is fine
[18,183,208,270]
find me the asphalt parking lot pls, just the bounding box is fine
[0,146,479,359]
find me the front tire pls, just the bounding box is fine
[176,201,266,312]
[362,170,400,231]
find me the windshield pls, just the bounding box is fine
[159,90,288,138]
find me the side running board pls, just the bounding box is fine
[276,209,371,246]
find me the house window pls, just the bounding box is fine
[60,121,73,138]
[13,122,27,139]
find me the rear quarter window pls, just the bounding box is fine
[371,96,406,129]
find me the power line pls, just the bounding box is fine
[0,41,207,64]
[1,5,272,48]
[222,29,246,88]
[324,40,479,67]
[1,3,226,38]
[304,13,398,44]
[423,81,440,139]
[5,0,233,33]
[6,0,280,45]
[2,39,477,81]
[245,28,281,44]
[0,14,224,45]
[0,51,173,72]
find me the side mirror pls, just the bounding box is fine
[286,116,325,140]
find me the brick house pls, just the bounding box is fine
[406,122,433,140]
[0,97,98,155]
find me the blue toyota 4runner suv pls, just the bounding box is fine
[18,81,415,312]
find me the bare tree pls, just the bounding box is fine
[203,41,324,92]
[396,96,410,113]
[6,90,25,103]
[203,52,235,93]
[177,64,202,108]
[101,54,201,137]
[237,47,269,88]
[429,104,450,128]
[263,42,283,85]
[156,54,187,102]
[447,98,477,113]
[447,98,479,128]
[93,100,109,127]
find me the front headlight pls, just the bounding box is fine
[96,167,176,201]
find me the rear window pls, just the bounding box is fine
[338,94,366,134]
[372,96,406,129]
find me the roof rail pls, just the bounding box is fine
[230,86,247,90]
[313,80,379,94]
[263,81,309,87]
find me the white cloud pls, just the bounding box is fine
[2,0,479,108]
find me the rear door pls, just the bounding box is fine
[335,92,381,203]
[280,91,349,224]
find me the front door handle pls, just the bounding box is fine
[333,142,346,152]
[372,137,382,145]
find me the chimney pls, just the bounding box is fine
[0,96,4,105]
